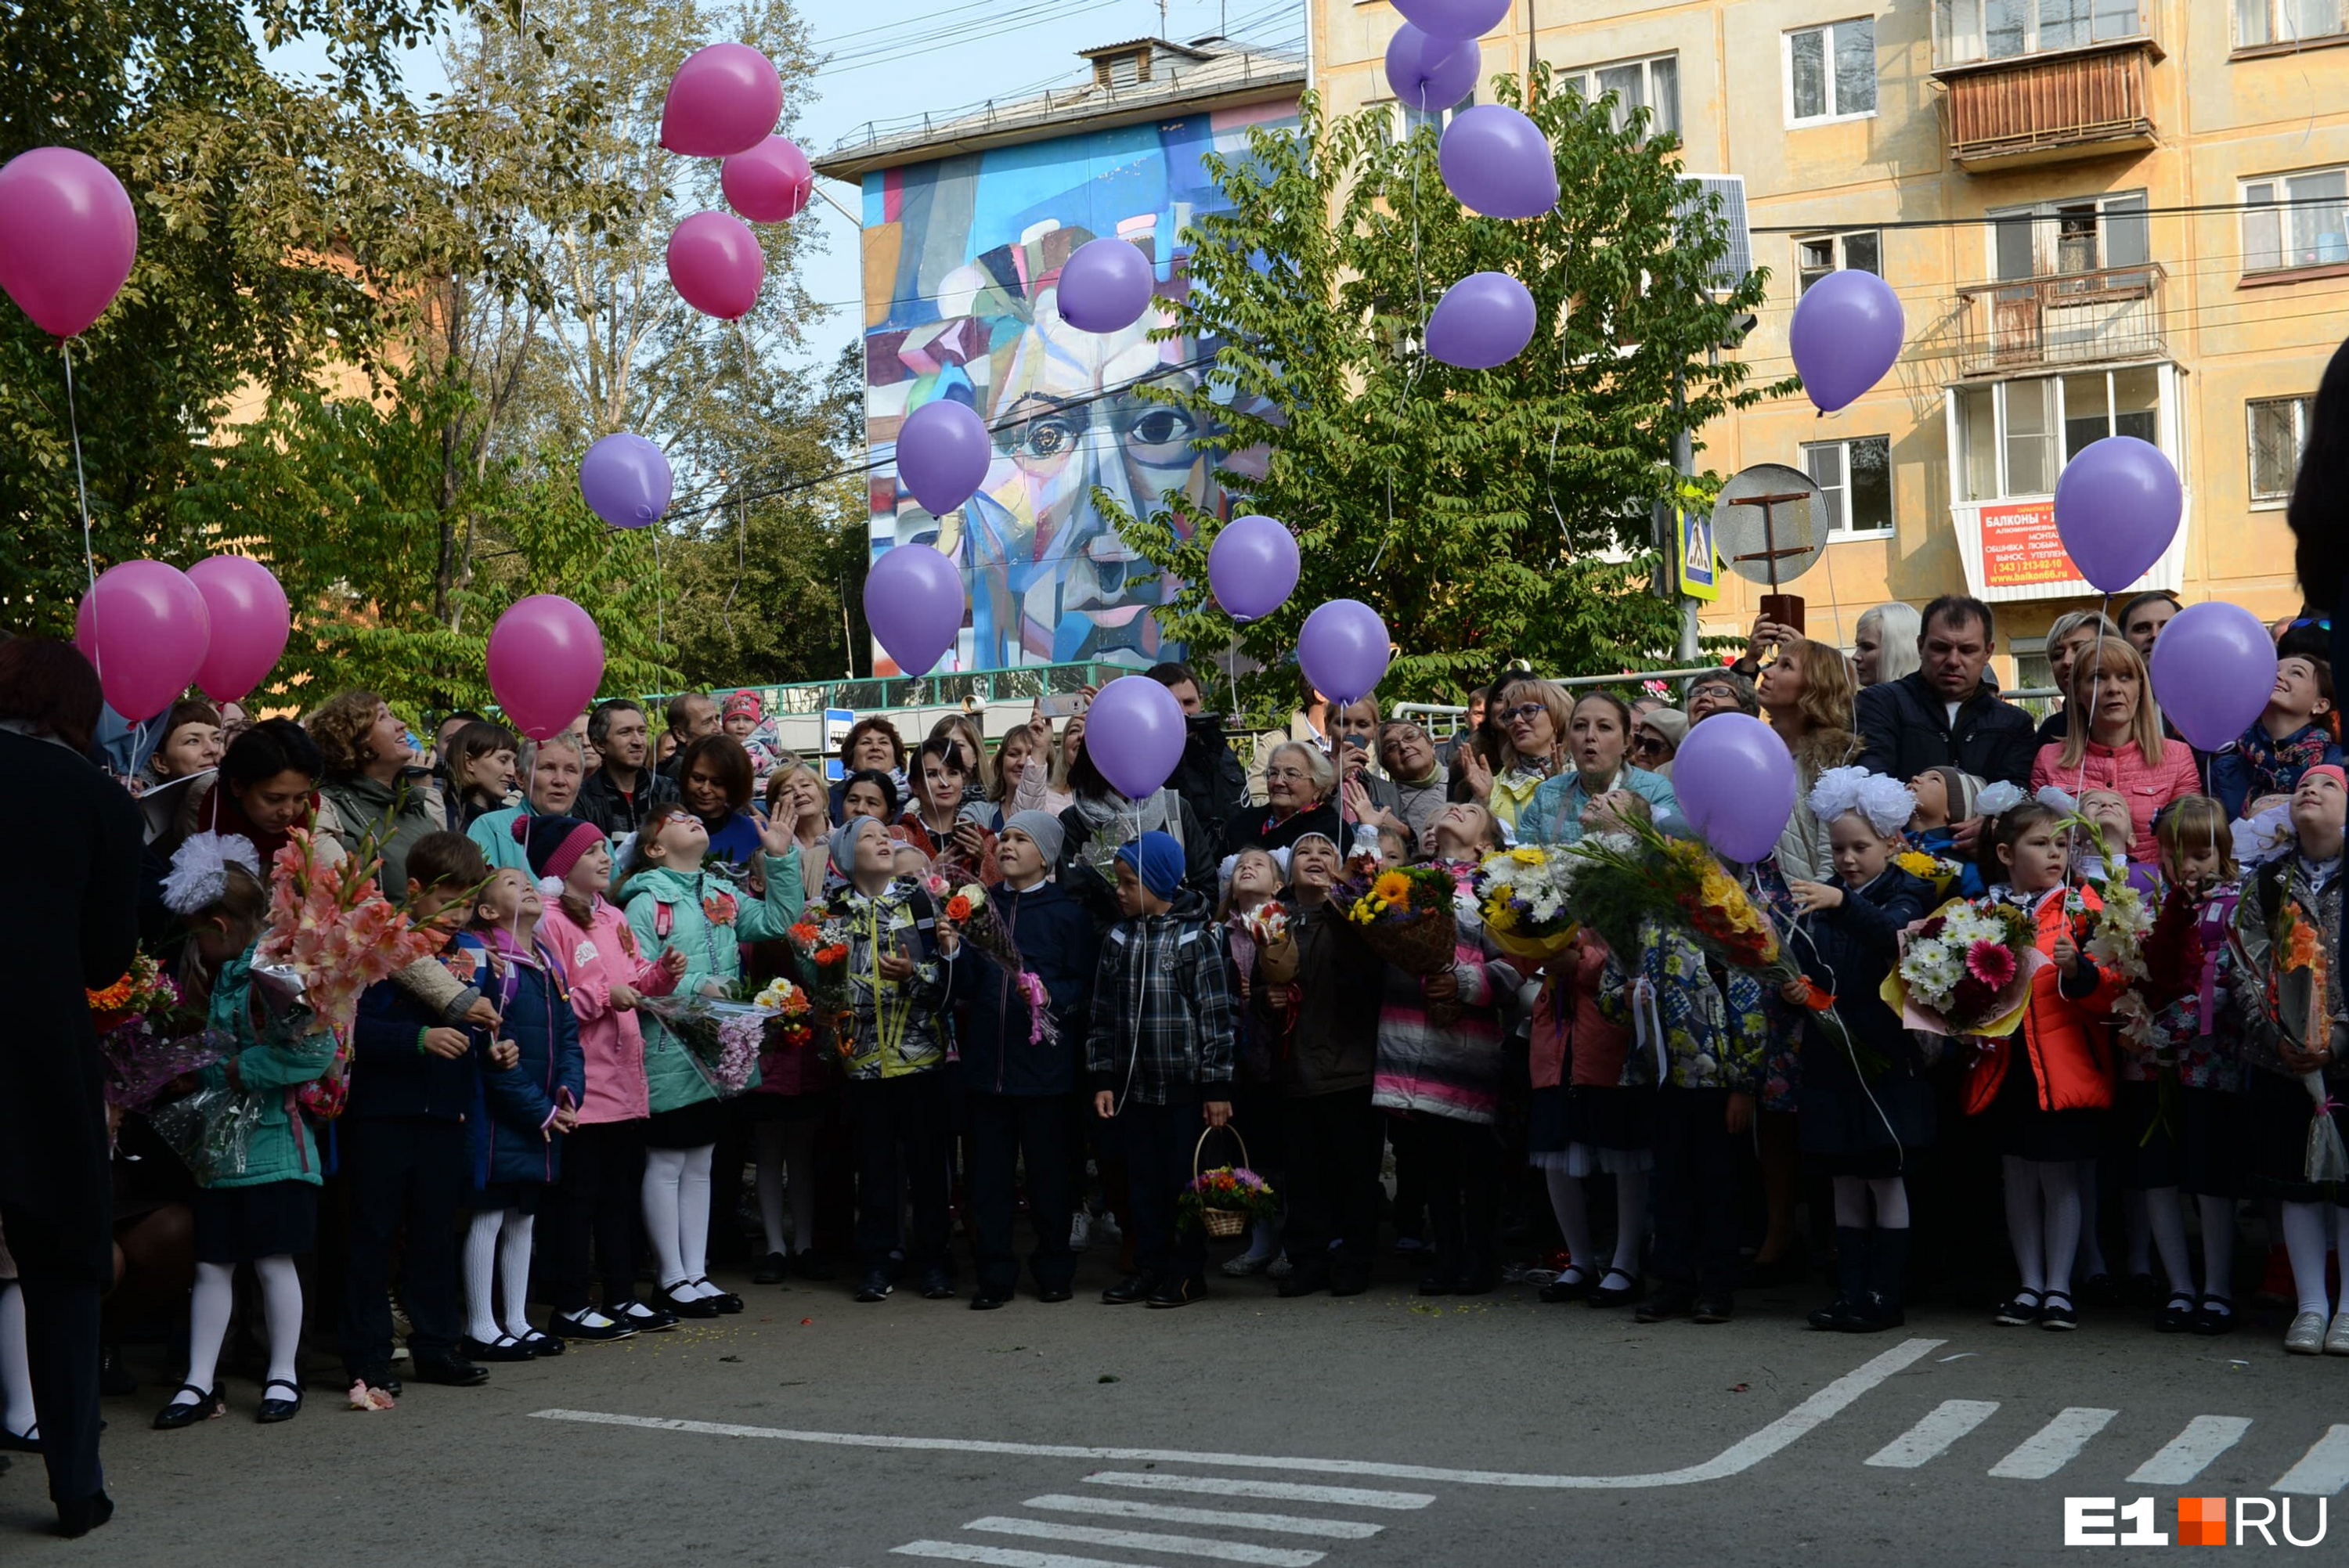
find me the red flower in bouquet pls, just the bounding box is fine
[945,894,973,922]
[1965,939,2018,988]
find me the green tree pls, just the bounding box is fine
[1109,67,1791,711]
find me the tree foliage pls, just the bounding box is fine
[1109,68,1792,712]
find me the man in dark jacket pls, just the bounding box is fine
[0,640,140,1538]
[578,699,677,837]
[954,811,1098,1309]
[1855,594,2037,788]
[1148,662,1247,863]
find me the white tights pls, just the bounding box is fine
[0,1282,32,1439]
[169,1256,303,1405]
[463,1207,537,1343]
[752,1121,817,1259]
[1831,1173,1911,1229]
[2279,1202,2349,1318]
[1545,1167,1646,1277]
[2003,1156,2086,1298]
[642,1144,720,1297]
[2196,1194,2236,1307]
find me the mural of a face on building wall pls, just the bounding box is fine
[861,106,1290,674]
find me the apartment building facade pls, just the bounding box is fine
[1311,0,2349,681]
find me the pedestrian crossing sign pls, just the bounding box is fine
[1677,505,1719,602]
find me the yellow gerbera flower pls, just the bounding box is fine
[1373,871,1413,906]
[1510,846,1543,865]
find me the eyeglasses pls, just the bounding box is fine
[2289,617,2333,633]
[1499,703,1548,726]
[1633,734,1670,755]
[1689,685,1739,703]
[1380,723,1429,744]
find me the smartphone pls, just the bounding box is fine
[1037,691,1091,719]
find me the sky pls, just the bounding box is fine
[264,0,1304,376]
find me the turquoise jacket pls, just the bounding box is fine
[623,851,805,1114]
[197,947,339,1189]
[1520,766,1680,847]
[467,802,535,871]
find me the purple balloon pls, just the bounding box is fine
[1084,675,1187,800]
[895,398,992,517]
[1392,0,1510,37]
[862,543,965,677]
[1057,237,1155,335]
[2150,601,2279,753]
[1437,104,1557,220]
[1207,515,1301,623]
[1787,269,1904,414]
[579,433,672,529]
[1425,271,1535,369]
[1297,600,1391,706]
[1384,25,1479,113]
[2054,435,2182,593]
[1672,712,1796,865]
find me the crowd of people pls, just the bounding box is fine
[10,534,2349,1541]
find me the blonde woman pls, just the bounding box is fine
[1456,676,1573,835]
[2030,638,2198,863]
[929,712,994,805]
[1756,637,1861,884]
[1853,602,1921,687]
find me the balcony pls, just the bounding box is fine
[1952,262,2166,377]
[1936,40,2161,169]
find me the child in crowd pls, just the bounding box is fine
[2211,654,2340,820]
[1782,769,1938,1332]
[1090,831,1238,1310]
[623,805,806,1318]
[954,811,1095,1309]
[2073,788,2162,898]
[153,834,337,1429]
[448,853,583,1360]
[1374,804,1520,1296]
[821,814,960,1304]
[341,831,501,1396]
[1215,844,1287,1278]
[2230,765,2349,1356]
[1905,766,1986,899]
[444,720,519,827]
[1967,791,2123,1332]
[532,815,684,1340]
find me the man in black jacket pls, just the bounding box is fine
[578,699,678,837]
[1148,662,1247,863]
[1854,594,2037,789]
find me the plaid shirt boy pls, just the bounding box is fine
[1087,891,1238,1106]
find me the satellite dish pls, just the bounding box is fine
[1712,463,1828,589]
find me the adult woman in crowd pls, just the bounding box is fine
[763,758,835,904]
[1632,708,1687,779]
[1521,693,1680,847]
[143,700,223,791]
[310,690,446,893]
[1757,637,1861,884]
[1055,737,1216,928]
[171,719,327,868]
[1457,676,1573,834]
[1224,740,1342,856]
[1685,669,1759,726]
[466,733,587,871]
[0,639,142,1538]
[828,718,907,824]
[2033,611,2125,745]
[676,734,764,870]
[929,713,994,808]
[2030,638,2198,863]
[1377,716,1452,852]
[981,723,1045,829]
[1853,602,1921,687]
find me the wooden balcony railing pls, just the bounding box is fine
[1939,41,2160,168]
[1952,262,2167,376]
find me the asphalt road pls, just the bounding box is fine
[11,1251,2346,1565]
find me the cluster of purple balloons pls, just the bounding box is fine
[660,43,812,322]
[75,557,290,721]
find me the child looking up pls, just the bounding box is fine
[2212,654,2340,820]
[1906,766,1985,899]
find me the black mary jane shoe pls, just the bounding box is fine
[1539,1267,1593,1304]
[2037,1290,2080,1332]
[2188,1294,2238,1337]
[153,1384,224,1430]
[0,1422,39,1454]
[1586,1267,1644,1309]
[514,1327,565,1356]
[691,1278,745,1314]
[256,1378,305,1424]
[1991,1289,2044,1327]
[652,1283,723,1319]
[2156,1290,2198,1334]
[462,1334,539,1362]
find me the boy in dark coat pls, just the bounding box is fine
[953,811,1098,1309]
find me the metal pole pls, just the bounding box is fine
[1658,366,1698,663]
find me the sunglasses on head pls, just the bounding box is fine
[2289,617,2333,633]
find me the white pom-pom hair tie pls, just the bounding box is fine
[1806,766,1914,838]
[161,831,264,917]
[537,876,566,899]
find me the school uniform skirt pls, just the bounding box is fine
[1540,1085,1654,1177]
[192,1181,318,1263]
[2177,1084,2245,1198]
[1799,1074,1935,1177]
[2244,1069,2349,1202]
[2109,1079,2183,1191]
[1991,1040,2106,1163]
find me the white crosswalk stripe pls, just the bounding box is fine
[962,1516,1325,1566]
[1865,1400,2001,1469]
[1081,1472,1436,1510]
[2272,1426,2349,1497]
[1852,1402,2349,1496]
[895,1545,1144,1568]
[2126,1416,2254,1487]
[1021,1494,1384,1539]
[1986,1408,2118,1480]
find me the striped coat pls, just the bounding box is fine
[1371,861,1522,1125]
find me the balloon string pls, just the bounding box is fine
[2070,597,2113,864]
[648,526,667,648]
[63,341,96,597]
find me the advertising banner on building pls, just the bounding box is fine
[1978,499,2076,589]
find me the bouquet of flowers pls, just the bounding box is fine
[2271,898,2349,1184]
[1330,864,1459,975]
[1177,1160,1279,1238]
[146,962,323,1184]
[932,881,1059,1047]
[753,976,815,1052]
[1882,897,2046,1040]
[1473,845,1581,964]
[1243,900,1298,983]
[1895,849,1965,899]
[88,949,180,1034]
[2086,878,2156,1051]
[637,990,770,1098]
[788,917,858,1060]
[88,947,231,1112]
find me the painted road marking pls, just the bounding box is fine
[1081,1474,1432,1511]
[1022,1494,1383,1538]
[1987,1408,2118,1480]
[895,1545,1141,1568]
[531,1334,1943,1491]
[1864,1400,2001,1469]
[2271,1425,2349,1497]
[2125,1416,2254,1487]
[963,1517,1322,1566]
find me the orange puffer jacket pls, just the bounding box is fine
[1963,887,2124,1116]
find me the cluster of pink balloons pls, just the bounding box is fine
[0,147,139,339]
[659,42,811,322]
[74,556,290,720]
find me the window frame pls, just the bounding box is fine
[1801,434,1896,538]
[2247,394,2315,506]
[2235,0,2348,49]
[1936,0,2147,64]
[1954,366,2170,502]
[1783,17,1879,127]
[2240,165,2349,276]
[1983,189,2149,279]
[1795,229,1883,294]
[1557,52,1682,141]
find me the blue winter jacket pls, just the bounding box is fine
[449,930,585,1190]
[1789,865,1937,1083]
[350,965,481,1123]
[951,878,1097,1096]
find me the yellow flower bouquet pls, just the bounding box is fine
[1330,863,1460,975]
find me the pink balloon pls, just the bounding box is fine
[667,210,765,319]
[185,554,290,705]
[486,596,604,741]
[73,560,210,721]
[659,42,784,158]
[723,135,812,222]
[0,147,138,338]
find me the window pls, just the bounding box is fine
[1796,229,1882,293]
[1987,191,2149,281]
[1787,18,1877,123]
[1107,52,1142,88]
[2243,168,2349,274]
[1955,369,2163,500]
[1803,435,1895,535]
[2237,0,2347,47]
[1559,53,1680,139]
[2249,395,2315,503]
[1936,0,2145,64]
